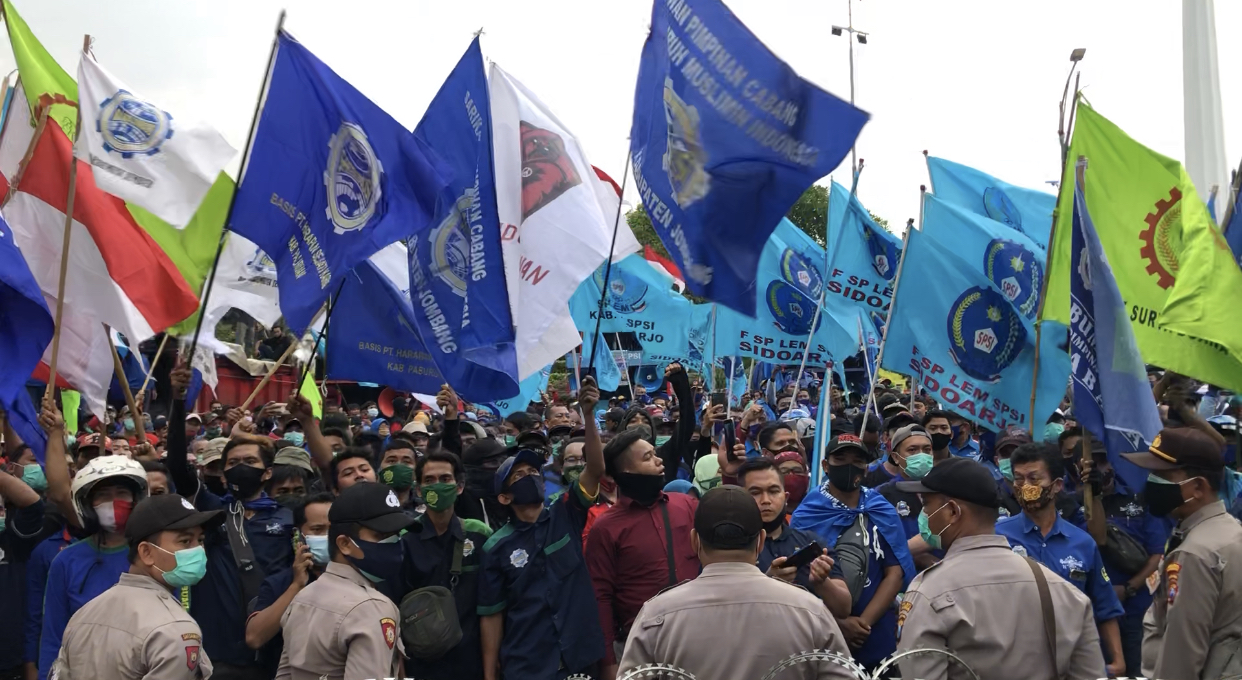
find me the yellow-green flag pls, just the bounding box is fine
[2,0,233,333]
[1044,100,1242,390]
[61,390,80,434]
[299,371,322,420]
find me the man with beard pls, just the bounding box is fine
[586,427,701,680]
[996,442,1125,677]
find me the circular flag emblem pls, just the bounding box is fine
[983,239,1043,319]
[594,266,649,314]
[983,186,1024,232]
[778,248,823,300]
[767,280,820,336]
[946,286,1026,382]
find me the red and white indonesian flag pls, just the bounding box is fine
[75,53,235,227]
[0,85,199,414]
[489,63,639,379]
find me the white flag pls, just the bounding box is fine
[489,63,640,379]
[200,233,283,345]
[75,53,235,227]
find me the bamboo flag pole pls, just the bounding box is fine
[136,333,170,398]
[239,340,299,411]
[106,325,144,437]
[44,35,91,400]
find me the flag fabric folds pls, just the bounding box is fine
[0,212,52,460]
[1069,183,1159,495]
[200,233,283,345]
[74,52,236,227]
[582,330,622,392]
[629,0,868,314]
[492,365,551,419]
[1046,101,1242,391]
[408,38,518,402]
[489,62,639,380]
[880,194,1070,432]
[823,181,902,342]
[2,0,75,136]
[926,156,1056,250]
[229,31,450,334]
[568,255,691,367]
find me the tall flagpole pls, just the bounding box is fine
[870,185,920,430]
[586,149,632,375]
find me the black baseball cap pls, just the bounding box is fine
[1122,427,1224,471]
[125,494,224,542]
[826,433,872,460]
[493,449,545,495]
[693,485,762,550]
[895,457,1001,508]
[883,411,917,433]
[328,482,415,534]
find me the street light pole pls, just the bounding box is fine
[832,0,868,173]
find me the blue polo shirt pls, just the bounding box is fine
[25,528,71,670]
[949,438,979,461]
[852,530,900,667]
[995,512,1123,622]
[1070,493,1173,617]
[38,537,129,679]
[477,483,604,680]
[756,523,831,592]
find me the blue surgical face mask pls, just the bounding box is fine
[504,435,517,447]
[999,458,1014,481]
[305,534,330,566]
[285,431,305,447]
[347,535,404,583]
[23,465,48,492]
[1043,422,1065,442]
[151,544,208,587]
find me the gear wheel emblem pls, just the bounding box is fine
[97,89,174,159]
[1138,187,1183,289]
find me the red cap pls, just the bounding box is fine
[76,433,112,452]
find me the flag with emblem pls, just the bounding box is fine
[74,52,236,228]
[823,180,902,343]
[198,233,283,344]
[228,31,450,334]
[0,211,52,461]
[1045,100,1242,390]
[926,156,1056,250]
[568,254,691,367]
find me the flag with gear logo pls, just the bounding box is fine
[1044,100,1242,390]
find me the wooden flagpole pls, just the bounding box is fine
[239,340,300,412]
[105,325,144,437]
[136,333,170,398]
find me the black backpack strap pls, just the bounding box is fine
[659,500,677,587]
[223,502,266,609]
[450,517,465,592]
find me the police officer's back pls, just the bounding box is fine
[276,482,412,680]
[618,486,855,680]
[893,458,1105,680]
[51,494,222,680]
[1123,428,1242,680]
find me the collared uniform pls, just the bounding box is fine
[876,479,948,559]
[275,561,402,680]
[755,523,831,592]
[995,512,1124,623]
[618,562,855,680]
[896,534,1104,680]
[949,439,979,461]
[50,572,213,680]
[1142,501,1242,680]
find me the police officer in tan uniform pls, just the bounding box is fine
[894,458,1105,680]
[51,494,224,680]
[618,486,855,680]
[1122,427,1242,680]
[276,482,413,680]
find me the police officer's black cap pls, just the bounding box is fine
[1122,427,1224,471]
[894,457,1001,508]
[693,485,763,550]
[328,482,415,534]
[125,494,224,542]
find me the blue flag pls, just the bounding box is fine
[629,0,869,314]
[0,214,52,461]
[327,245,445,394]
[926,156,1055,251]
[879,194,1070,431]
[1070,184,1160,494]
[408,38,518,403]
[683,303,716,376]
[492,365,550,418]
[569,255,691,367]
[823,181,902,343]
[714,219,856,366]
[582,330,622,393]
[230,31,450,334]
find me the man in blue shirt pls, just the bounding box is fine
[945,413,979,461]
[996,441,1125,677]
[477,378,607,680]
[876,424,949,569]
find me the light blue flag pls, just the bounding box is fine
[569,255,691,366]
[684,304,716,377]
[823,181,902,341]
[715,357,748,407]
[1070,183,1160,494]
[582,330,622,392]
[926,156,1056,251]
[492,365,550,418]
[714,219,856,366]
[879,194,1070,431]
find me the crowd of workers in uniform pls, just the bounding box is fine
[1,355,1240,680]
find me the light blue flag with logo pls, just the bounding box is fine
[229,31,450,334]
[720,356,748,407]
[926,156,1056,251]
[569,254,691,367]
[879,194,1070,431]
[824,181,902,330]
[629,0,869,315]
[492,365,550,418]
[714,219,856,367]
[408,37,518,402]
[1070,183,1160,494]
[683,303,716,377]
[582,330,622,393]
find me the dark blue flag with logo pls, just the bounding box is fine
[0,213,52,461]
[1069,183,1160,494]
[327,245,445,394]
[629,0,869,314]
[408,38,519,402]
[230,31,450,334]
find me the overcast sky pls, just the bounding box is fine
[7,0,1241,232]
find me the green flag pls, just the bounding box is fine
[299,370,322,420]
[2,0,232,333]
[1045,100,1242,390]
[61,390,80,434]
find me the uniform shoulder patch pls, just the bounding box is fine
[185,645,200,670]
[1166,560,1181,606]
[896,598,914,641]
[180,632,200,641]
[381,617,397,649]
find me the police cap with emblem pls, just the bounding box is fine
[1122,427,1224,471]
[895,457,1001,508]
[125,493,225,541]
[328,481,415,533]
[694,485,763,550]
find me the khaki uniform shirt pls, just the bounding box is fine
[897,534,1104,680]
[618,561,855,679]
[51,572,211,680]
[275,561,403,680]
[1142,501,1242,680]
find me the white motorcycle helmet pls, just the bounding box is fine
[71,456,149,531]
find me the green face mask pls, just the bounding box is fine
[903,453,934,480]
[998,458,1014,482]
[420,482,459,511]
[379,464,414,491]
[152,544,208,587]
[562,464,585,487]
[504,435,517,447]
[918,502,953,550]
[23,465,48,492]
[655,435,671,446]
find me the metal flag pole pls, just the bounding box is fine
[832,0,868,173]
[867,186,920,436]
[586,148,633,375]
[186,10,286,362]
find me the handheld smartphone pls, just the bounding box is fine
[711,390,727,407]
[786,541,823,569]
[714,418,738,461]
